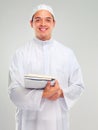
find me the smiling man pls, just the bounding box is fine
[9,4,84,130]
[30,9,55,41]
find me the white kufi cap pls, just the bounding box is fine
[31,4,55,20]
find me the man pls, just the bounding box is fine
[8,4,84,130]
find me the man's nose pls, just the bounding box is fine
[41,19,46,26]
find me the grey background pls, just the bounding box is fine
[0,0,98,130]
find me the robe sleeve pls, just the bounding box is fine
[8,50,43,110]
[62,51,84,110]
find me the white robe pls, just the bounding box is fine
[8,38,84,130]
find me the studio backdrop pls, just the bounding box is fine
[0,0,98,130]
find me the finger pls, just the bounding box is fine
[46,81,51,86]
[45,81,51,89]
[53,82,60,91]
[55,80,59,86]
[48,93,59,100]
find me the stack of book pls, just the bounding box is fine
[24,74,55,89]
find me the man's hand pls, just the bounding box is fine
[42,80,64,100]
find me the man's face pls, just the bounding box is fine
[31,10,55,41]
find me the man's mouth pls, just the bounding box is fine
[39,28,47,32]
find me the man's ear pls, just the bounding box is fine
[53,20,56,28]
[30,20,33,28]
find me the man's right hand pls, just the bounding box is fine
[42,80,63,100]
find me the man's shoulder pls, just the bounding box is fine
[53,40,73,54]
[15,39,34,54]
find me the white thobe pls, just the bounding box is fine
[8,38,84,130]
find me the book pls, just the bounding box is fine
[24,74,55,89]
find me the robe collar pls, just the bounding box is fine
[33,37,53,46]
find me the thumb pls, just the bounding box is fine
[45,81,51,90]
[55,80,59,85]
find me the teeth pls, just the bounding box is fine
[40,28,46,31]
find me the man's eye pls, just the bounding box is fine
[46,19,51,22]
[35,19,40,22]
[34,18,41,22]
[47,19,51,22]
